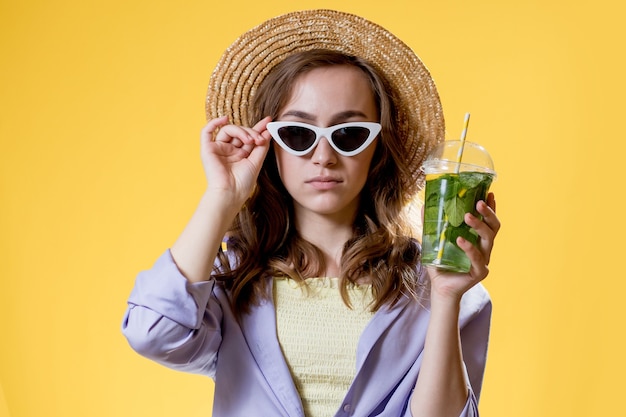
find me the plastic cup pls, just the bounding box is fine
[420,141,496,273]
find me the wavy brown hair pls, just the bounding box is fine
[214,49,424,313]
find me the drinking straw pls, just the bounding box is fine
[454,112,470,173]
[435,113,471,263]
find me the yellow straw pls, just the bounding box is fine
[454,112,470,173]
[435,112,471,263]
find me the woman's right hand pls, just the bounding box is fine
[169,116,272,281]
[200,116,272,207]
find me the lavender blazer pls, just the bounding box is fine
[122,250,491,416]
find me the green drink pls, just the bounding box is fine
[420,141,496,273]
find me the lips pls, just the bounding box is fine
[305,175,343,190]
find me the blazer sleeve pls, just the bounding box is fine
[121,250,223,377]
[457,284,492,417]
[459,284,492,403]
[406,285,490,417]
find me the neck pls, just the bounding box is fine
[295,212,354,277]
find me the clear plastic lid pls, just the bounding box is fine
[421,140,496,176]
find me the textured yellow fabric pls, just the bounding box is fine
[274,277,375,417]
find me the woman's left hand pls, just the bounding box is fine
[425,192,500,303]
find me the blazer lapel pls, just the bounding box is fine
[239,279,304,417]
[349,295,431,414]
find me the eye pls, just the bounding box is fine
[278,126,317,151]
[332,127,370,151]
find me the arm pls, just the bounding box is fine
[121,250,222,374]
[122,117,272,371]
[411,194,499,417]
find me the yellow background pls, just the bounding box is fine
[1,0,624,416]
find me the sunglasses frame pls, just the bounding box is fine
[266,121,382,157]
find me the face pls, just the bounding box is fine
[273,65,379,225]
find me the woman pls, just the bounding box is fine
[122,10,499,417]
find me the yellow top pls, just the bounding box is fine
[273,277,375,417]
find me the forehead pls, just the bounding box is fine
[290,64,372,91]
[280,65,377,121]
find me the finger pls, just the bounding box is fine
[464,210,495,241]
[251,116,273,145]
[486,192,496,212]
[201,116,229,140]
[476,200,501,235]
[212,123,271,166]
[457,237,490,281]
[230,138,244,148]
[252,116,272,132]
[246,133,272,168]
[214,125,259,146]
[464,210,496,265]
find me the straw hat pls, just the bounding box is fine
[206,9,445,198]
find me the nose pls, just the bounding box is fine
[311,137,337,166]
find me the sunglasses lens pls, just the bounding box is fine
[277,126,317,151]
[331,127,371,152]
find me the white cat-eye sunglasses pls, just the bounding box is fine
[266,121,382,157]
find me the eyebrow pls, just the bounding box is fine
[279,110,371,124]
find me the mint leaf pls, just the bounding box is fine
[459,172,486,189]
[424,177,443,205]
[444,196,466,227]
[447,223,478,248]
[460,186,479,215]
